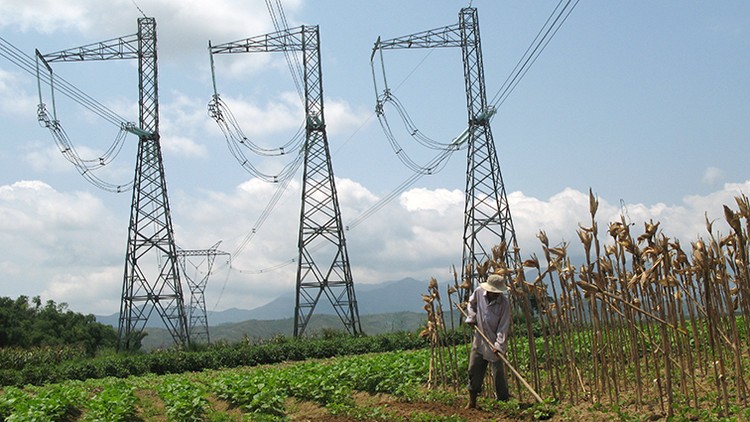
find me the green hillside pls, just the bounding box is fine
[142,311,427,350]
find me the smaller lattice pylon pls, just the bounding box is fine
[175,241,230,344]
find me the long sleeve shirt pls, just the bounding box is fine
[465,286,511,361]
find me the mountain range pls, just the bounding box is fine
[99,277,453,350]
[97,277,435,326]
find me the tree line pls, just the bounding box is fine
[0,295,116,355]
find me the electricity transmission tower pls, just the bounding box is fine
[209,25,362,337]
[373,8,519,300]
[176,242,230,344]
[36,18,189,350]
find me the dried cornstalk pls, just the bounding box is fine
[420,194,750,418]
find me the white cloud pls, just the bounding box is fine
[0,0,282,56]
[702,166,724,186]
[0,69,36,115]
[0,0,304,106]
[511,183,750,262]
[211,53,276,81]
[138,0,280,60]
[323,97,373,137]
[400,187,463,214]
[0,180,123,313]
[198,93,371,157]
[336,178,378,208]
[0,0,90,34]
[22,143,75,174]
[161,135,208,158]
[211,92,304,138]
[43,268,122,315]
[22,142,135,185]
[509,188,594,251]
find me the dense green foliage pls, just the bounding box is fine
[208,348,434,418]
[83,378,138,422]
[0,383,86,421]
[0,348,456,421]
[0,347,560,421]
[0,331,429,387]
[0,296,117,354]
[157,376,209,421]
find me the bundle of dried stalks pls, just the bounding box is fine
[420,191,750,419]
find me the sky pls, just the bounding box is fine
[0,0,749,317]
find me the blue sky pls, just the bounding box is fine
[0,0,748,316]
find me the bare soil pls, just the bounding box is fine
[129,385,678,421]
[275,391,619,421]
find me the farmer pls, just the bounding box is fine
[464,273,511,409]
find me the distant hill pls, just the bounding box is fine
[95,276,468,350]
[221,276,432,322]
[97,276,439,327]
[140,311,428,351]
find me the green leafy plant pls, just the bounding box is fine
[212,371,286,417]
[158,376,210,422]
[6,383,85,421]
[84,379,137,422]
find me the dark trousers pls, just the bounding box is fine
[468,348,509,401]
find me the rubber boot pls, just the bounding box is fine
[465,391,478,410]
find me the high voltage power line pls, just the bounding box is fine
[489,0,580,112]
[0,2,581,318]
[0,37,139,192]
[1,2,578,269]
[211,0,581,278]
[0,37,131,127]
[360,0,580,232]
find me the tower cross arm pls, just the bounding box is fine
[176,241,230,258]
[210,25,311,55]
[176,249,231,258]
[42,34,140,62]
[373,23,462,52]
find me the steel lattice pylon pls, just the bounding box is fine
[37,18,190,350]
[209,25,362,338]
[176,242,230,344]
[374,8,519,301]
[120,18,189,350]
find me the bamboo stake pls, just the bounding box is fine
[598,292,712,394]
[577,281,688,335]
